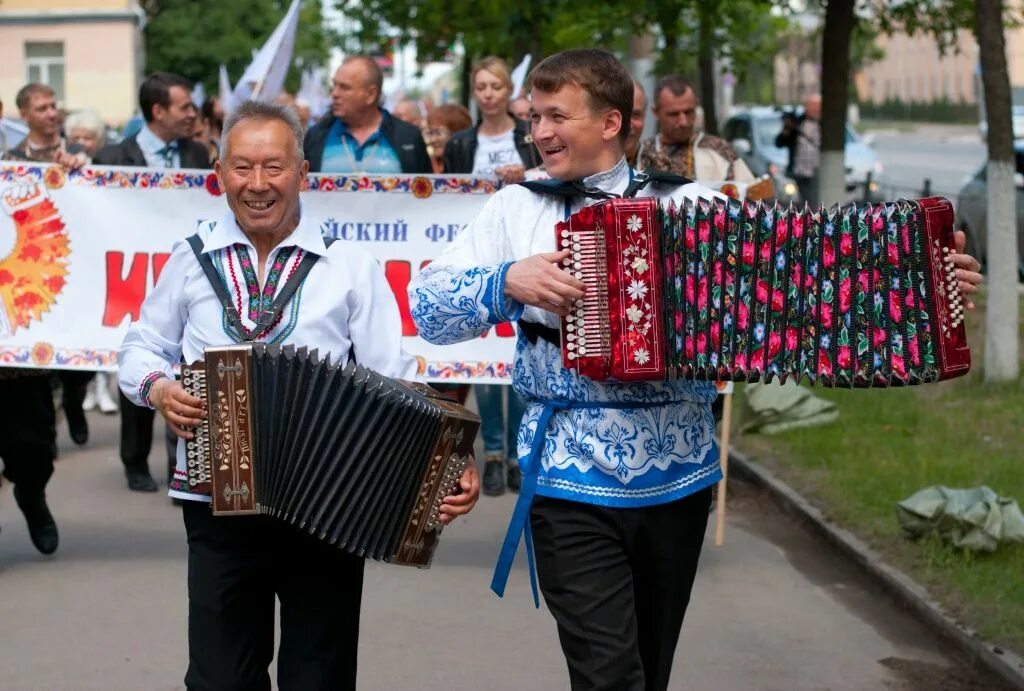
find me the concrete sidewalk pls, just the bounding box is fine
[0,413,1006,690]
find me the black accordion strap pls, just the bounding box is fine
[517,319,560,347]
[518,178,618,201]
[622,169,694,198]
[186,233,337,342]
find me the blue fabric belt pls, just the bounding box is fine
[490,396,689,607]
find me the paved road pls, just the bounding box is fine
[0,413,1007,690]
[870,124,985,203]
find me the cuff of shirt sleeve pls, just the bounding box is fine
[139,371,170,409]
[488,261,524,324]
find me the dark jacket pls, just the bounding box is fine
[442,118,540,174]
[93,134,212,170]
[303,109,431,174]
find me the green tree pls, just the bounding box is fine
[338,0,789,123]
[142,0,333,97]
[806,0,1020,380]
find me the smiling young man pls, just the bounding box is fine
[409,49,720,691]
[118,101,479,690]
[410,50,984,691]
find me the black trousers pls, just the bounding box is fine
[119,391,177,479]
[0,375,56,492]
[530,488,713,691]
[182,500,365,691]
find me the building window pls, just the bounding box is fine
[25,42,65,103]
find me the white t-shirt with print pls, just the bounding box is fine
[472,130,519,177]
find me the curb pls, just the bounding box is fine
[728,450,1024,690]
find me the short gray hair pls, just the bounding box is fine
[65,108,106,139]
[220,100,304,163]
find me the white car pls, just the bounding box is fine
[722,107,884,203]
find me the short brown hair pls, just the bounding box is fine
[654,75,696,103]
[528,49,634,143]
[16,83,55,111]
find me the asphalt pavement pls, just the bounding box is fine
[0,411,1008,691]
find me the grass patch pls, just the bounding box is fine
[735,292,1024,651]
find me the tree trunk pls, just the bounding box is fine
[974,0,1021,381]
[629,31,657,144]
[818,0,856,207]
[697,2,718,136]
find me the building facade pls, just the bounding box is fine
[0,0,144,125]
[857,27,1024,106]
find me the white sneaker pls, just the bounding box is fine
[82,390,98,412]
[95,376,119,414]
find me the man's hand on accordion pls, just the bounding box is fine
[150,377,206,439]
[505,249,587,316]
[437,462,480,524]
[953,230,984,310]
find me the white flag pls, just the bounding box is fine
[219,64,237,115]
[510,54,532,99]
[233,0,302,104]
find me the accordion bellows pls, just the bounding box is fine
[182,345,479,568]
[559,196,970,386]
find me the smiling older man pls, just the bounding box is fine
[118,100,478,690]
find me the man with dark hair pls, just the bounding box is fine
[409,49,718,691]
[303,54,430,174]
[638,74,754,183]
[94,71,212,492]
[119,100,479,689]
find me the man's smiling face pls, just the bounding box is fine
[530,83,622,181]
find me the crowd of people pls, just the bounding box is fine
[0,49,876,691]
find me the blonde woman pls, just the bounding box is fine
[442,56,540,182]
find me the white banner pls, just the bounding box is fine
[0,163,518,381]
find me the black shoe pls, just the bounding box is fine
[13,486,58,555]
[506,463,521,493]
[482,459,506,496]
[65,404,89,446]
[126,469,159,492]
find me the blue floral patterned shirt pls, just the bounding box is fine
[409,158,723,508]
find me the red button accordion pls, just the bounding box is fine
[558,196,970,386]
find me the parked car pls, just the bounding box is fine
[721,107,884,203]
[955,142,1024,279]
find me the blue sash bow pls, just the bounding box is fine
[490,396,690,607]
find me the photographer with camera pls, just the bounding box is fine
[775,94,821,205]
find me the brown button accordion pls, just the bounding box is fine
[181,344,479,568]
[559,196,970,386]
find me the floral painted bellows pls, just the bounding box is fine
[559,195,971,387]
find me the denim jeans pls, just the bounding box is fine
[474,384,525,461]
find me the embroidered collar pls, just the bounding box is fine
[582,157,631,196]
[201,204,330,257]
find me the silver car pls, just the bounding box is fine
[955,144,1024,278]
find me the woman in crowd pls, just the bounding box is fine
[422,103,472,174]
[442,56,541,496]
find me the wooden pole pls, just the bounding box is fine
[714,391,734,547]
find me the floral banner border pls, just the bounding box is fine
[0,163,498,198]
